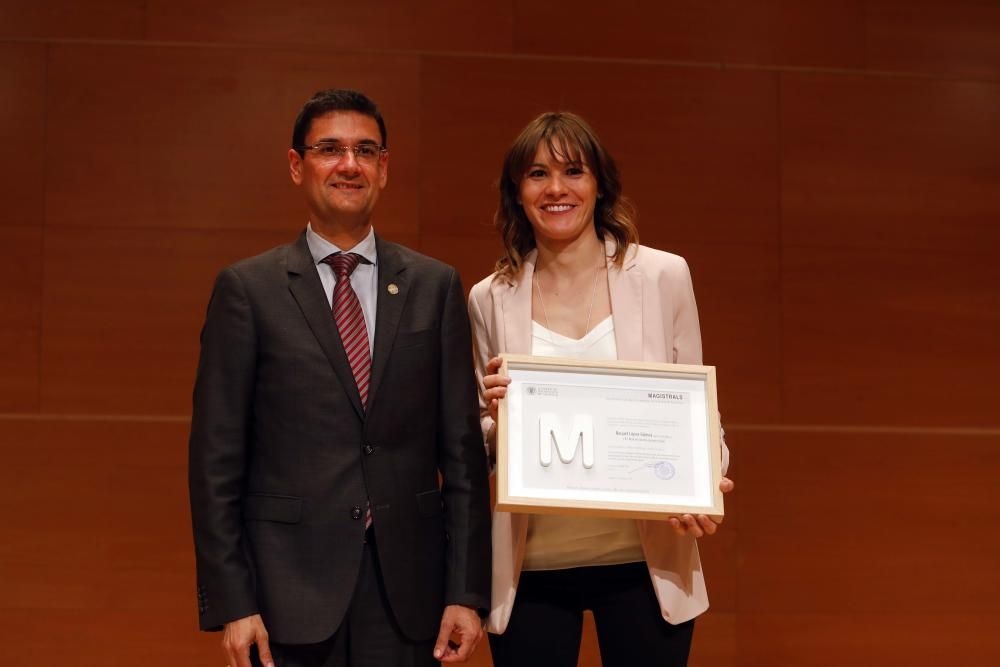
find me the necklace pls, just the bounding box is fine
[533,251,605,342]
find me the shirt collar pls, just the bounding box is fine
[306,223,378,267]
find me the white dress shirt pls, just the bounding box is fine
[306,223,378,355]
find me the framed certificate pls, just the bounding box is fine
[496,354,724,520]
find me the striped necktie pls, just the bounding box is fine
[322,252,371,408]
[323,252,374,530]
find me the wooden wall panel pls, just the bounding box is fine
[866,0,1000,79]
[420,57,779,246]
[781,73,1000,253]
[0,608,220,665]
[146,0,513,54]
[0,418,217,663]
[668,243,782,425]
[512,0,865,68]
[689,612,737,666]
[0,227,42,411]
[738,612,1000,667]
[464,644,492,667]
[782,246,1000,427]
[737,431,1000,614]
[44,45,421,237]
[579,612,600,667]
[775,1,866,69]
[696,478,738,614]
[0,0,144,41]
[0,43,45,228]
[39,227,291,414]
[418,234,505,295]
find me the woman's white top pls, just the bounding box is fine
[522,315,645,571]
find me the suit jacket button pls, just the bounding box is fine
[351,506,362,520]
[363,444,374,455]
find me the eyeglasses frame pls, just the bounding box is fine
[294,142,388,164]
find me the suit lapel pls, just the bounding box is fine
[502,250,536,354]
[608,242,644,362]
[286,232,365,419]
[367,235,409,410]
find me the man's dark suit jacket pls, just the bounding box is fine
[189,231,491,645]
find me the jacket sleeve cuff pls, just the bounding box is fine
[444,592,490,619]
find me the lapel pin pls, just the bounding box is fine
[387,283,399,295]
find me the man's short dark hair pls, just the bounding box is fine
[291,89,387,156]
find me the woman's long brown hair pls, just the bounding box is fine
[493,112,638,281]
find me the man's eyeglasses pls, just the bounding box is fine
[297,142,387,165]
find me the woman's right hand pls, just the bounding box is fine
[483,356,511,423]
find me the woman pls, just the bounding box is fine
[467,112,733,666]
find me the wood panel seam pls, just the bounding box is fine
[2,37,998,85]
[726,423,1000,436]
[0,413,190,423]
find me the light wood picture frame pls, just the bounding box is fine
[496,353,725,520]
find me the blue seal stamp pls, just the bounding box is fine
[654,461,675,480]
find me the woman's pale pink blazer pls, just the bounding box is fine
[467,242,731,634]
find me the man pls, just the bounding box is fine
[189,89,491,667]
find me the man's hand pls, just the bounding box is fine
[222,614,273,667]
[668,477,735,538]
[433,604,484,663]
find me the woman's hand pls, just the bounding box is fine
[668,477,734,538]
[483,356,511,423]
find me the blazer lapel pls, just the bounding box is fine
[286,232,365,419]
[608,242,644,362]
[366,235,408,409]
[502,250,536,354]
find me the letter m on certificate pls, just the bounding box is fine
[538,413,595,469]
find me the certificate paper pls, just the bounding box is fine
[497,355,724,520]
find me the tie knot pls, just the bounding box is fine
[323,252,362,278]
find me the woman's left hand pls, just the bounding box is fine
[668,477,734,538]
